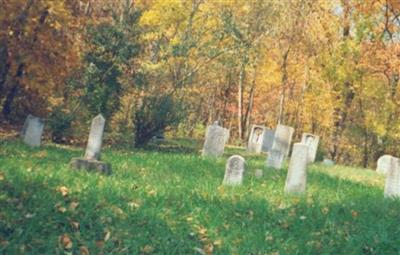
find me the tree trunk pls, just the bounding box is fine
[237,62,245,141]
[2,64,24,119]
[278,47,290,124]
[0,38,8,97]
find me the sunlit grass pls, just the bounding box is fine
[0,138,399,254]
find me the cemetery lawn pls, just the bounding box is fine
[0,139,399,254]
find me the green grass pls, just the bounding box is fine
[0,138,399,254]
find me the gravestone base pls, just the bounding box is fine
[70,158,112,175]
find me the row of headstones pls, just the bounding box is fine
[21,114,111,174]
[221,124,319,194]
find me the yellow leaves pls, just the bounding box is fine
[59,234,73,250]
[141,245,155,254]
[57,186,69,197]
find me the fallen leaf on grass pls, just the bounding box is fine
[57,186,69,197]
[104,231,111,242]
[70,220,80,230]
[0,173,4,181]
[69,201,79,211]
[59,234,73,249]
[141,245,154,254]
[351,210,359,218]
[80,246,90,255]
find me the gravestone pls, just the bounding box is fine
[70,114,111,175]
[223,155,245,185]
[255,169,263,178]
[247,125,266,153]
[21,114,45,147]
[224,128,230,144]
[384,156,400,198]
[284,143,308,194]
[202,122,227,157]
[301,133,320,163]
[271,124,294,157]
[261,129,275,153]
[266,149,285,169]
[323,158,335,166]
[377,155,393,175]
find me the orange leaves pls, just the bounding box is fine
[59,234,73,250]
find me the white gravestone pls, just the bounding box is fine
[224,128,230,144]
[202,122,227,157]
[384,156,400,198]
[223,155,245,186]
[247,125,266,153]
[21,114,45,147]
[266,149,285,169]
[70,114,111,175]
[284,143,308,194]
[271,124,294,157]
[377,155,393,175]
[261,129,275,153]
[301,133,320,163]
[84,114,106,160]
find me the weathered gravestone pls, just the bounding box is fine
[284,143,308,194]
[21,114,45,147]
[255,169,263,178]
[383,156,400,198]
[271,124,294,157]
[377,155,393,175]
[247,125,266,153]
[261,129,275,153]
[223,155,245,185]
[224,128,230,144]
[266,149,285,169]
[301,133,320,163]
[202,122,227,157]
[70,114,111,175]
[322,158,335,166]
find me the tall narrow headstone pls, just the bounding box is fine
[223,155,245,186]
[84,114,106,160]
[271,124,294,157]
[261,129,275,153]
[70,114,111,175]
[224,128,230,144]
[21,114,45,147]
[377,155,393,175]
[202,122,227,157]
[266,149,285,169]
[384,156,400,198]
[284,143,308,194]
[247,125,266,153]
[301,133,320,163]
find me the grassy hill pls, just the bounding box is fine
[0,139,398,254]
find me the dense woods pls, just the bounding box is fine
[1,0,400,167]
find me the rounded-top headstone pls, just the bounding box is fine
[377,155,393,175]
[84,114,106,160]
[223,155,245,186]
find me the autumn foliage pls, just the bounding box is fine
[1,0,400,167]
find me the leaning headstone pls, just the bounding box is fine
[284,143,308,194]
[384,156,400,198]
[255,169,263,178]
[202,122,227,157]
[70,114,111,175]
[247,125,266,153]
[223,155,245,185]
[261,129,275,153]
[266,149,285,169]
[21,114,45,147]
[271,124,294,157]
[301,133,320,163]
[377,155,393,175]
